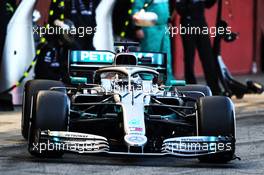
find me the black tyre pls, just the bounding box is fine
[176,85,212,98]
[28,90,69,158]
[197,96,235,163]
[22,80,65,140]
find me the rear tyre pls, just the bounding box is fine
[22,80,65,140]
[28,91,69,158]
[197,96,235,163]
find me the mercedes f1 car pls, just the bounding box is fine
[21,44,236,163]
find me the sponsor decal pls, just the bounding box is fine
[127,136,145,143]
[128,119,140,126]
[124,135,147,146]
[71,51,115,63]
[129,127,143,132]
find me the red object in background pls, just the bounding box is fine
[35,1,50,25]
[255,0,264,72]
[172,0,254,79]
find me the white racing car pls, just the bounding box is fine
[21,43,236,163]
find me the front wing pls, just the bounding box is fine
[31,131,235,157]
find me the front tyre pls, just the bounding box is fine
[22,80,65,140]
[197,96,236,163]
[28,90,69,158]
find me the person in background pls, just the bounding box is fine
[34,37,69,81]
[49,0,101,50]
[35,0,101,81]
[0,0,16,110]
[34,20,80,82]
[132,0,176,85]
[0,0,16,68]
[175,0,221,95]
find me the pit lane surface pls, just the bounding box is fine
[1,95,264,175]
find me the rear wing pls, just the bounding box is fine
[68,50,167,83]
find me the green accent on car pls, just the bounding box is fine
[140,73,154,81]
[161,113,177,120]
[169,80,186,86]
[70,77,88,84]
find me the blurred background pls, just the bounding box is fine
[31,0,264,77]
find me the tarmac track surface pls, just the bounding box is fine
[1,95,264,175]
